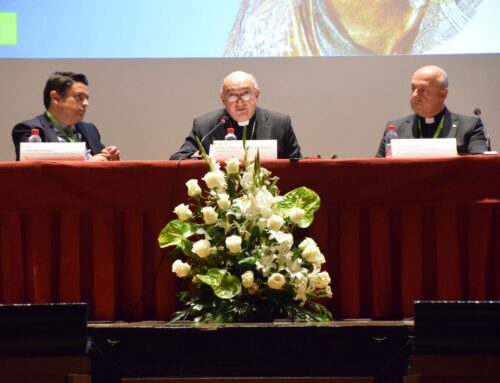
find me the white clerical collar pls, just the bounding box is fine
[425,117,435,124]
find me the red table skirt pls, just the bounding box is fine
[1,157,499,320]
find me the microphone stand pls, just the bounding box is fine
[474,108,497,154]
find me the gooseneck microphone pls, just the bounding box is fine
[200,115,228,144]
[473,107,492,152]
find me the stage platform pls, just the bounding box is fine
[87,320,413,383]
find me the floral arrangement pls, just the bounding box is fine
[159,138,332,322]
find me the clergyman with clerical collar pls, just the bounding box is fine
[375,65,489,157]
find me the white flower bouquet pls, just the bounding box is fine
[159,135,332,322]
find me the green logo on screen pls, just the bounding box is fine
[0,12,18,45]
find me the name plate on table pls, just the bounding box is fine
[20,142,87,161]
[209,140,277,160]
[391,138,458,158]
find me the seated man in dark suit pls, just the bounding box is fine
[170,70,302,160]
[376,65,489,157]
[12,71,120,161]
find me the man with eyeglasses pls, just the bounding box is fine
[12,71,120,161]
[170,70,302,160]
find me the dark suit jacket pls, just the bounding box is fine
[12,114,105,161]
[170,107,302,160]
[375,108,488,158]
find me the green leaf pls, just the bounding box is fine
[196,268,227,288]
[158,219,199,251]
[195,136,214,171]
[214,274,242,299]
[238,256,257,265]
[279,187,320,228]
[196,268,241,299]
[242,125,251,168]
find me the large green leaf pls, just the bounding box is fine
[158,219,199,251]
[279,187,320,228]
[214,274,242,299]
[196,268,227,287]
[197,268,241,299]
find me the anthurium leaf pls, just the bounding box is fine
[196,269,241,299]
[213,274,242,299]
[158,219,199,249]
[196,268,227,288]
[279,187,320,228]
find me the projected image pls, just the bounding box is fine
[224,0,483,56]
[0,0,497,58]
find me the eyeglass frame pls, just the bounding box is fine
[224,91,255,103]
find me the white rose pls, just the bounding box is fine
[241,270,254,288]
[299,237,316,250]
[315,252,326,266]
[201,206,218,225]
[226,235,242,254]
[289,207,305,224]
[192,239,212,258]
[171,259,191,278]
[186,179,202,197]
[267,214,284,231]
[203,170,226,190]
[302,243,321,262]
[302,244,326,267]
[309,271,331,289]
[225,158,240,175]
[174,203,192,221]
[268,273,286,290]
[217,193,231,209]
[324,285,333,298]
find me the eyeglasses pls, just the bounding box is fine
[225,92,253,103]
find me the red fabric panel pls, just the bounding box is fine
[121,211,144,321]
[370,206,393,318]
[23,212,54,302]
[467,204,494,300]
[338,207,361,318]
[0,213,25,302]
[400,206,424,316]
[435,205,462,299]
[91,211,116,320]
[151,213,178,320]
[58,211,83,302]
[491,205,500,297]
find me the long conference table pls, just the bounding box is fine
[0,156,499,321]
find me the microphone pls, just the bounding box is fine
[473,107,493,152]
[200,115,228,144]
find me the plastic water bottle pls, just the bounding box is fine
[28,128,42,143]
[385,125,398,158]
[225,127,237,140]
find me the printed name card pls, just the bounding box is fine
[20,142,87,161]
[391,138,458,158]
[209,140,277,161]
